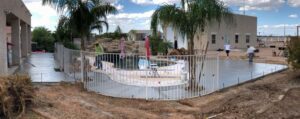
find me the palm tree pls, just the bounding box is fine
[42,0,117,50]
[151,0,233,54]
[151,0,233,90]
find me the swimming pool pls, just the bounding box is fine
[84,59,287,100]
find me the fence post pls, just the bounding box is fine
[217,53,220,91]
[80,51,84,83]
[62,45,65,71]
[146,70,148,100]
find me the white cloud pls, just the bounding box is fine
[23,0,59,31]
[289,14,298,18]
[132,0,286,11]
[222,0,285,11]
[258,24,299,36]
[288,0,300,7]
[258,25,269,29]
[23,0,124,31]
[131,0,180,5]
[103,0,119,4]
[107,10,155,32]
[113,4,124,11]
[259,24,299,29]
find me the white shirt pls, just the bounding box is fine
[224,44,231,51]
[247,46,256,54]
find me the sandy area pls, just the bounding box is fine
[22,68,300,119]
[208,47,287,65]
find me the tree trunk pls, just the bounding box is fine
[81,36,85,50]
[174,28,178,49]
[188,37,194,55]
[80,36,88,83]
[188,34,208,91]
[162,25,167,41]
[187,36,196,90]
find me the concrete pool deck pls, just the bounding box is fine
[17,53,65,83]
[84,59,287,99]
[17,53,287,99]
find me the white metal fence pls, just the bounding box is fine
[55,44,82,82]
[54,43,220,100]
[54,43,288,100]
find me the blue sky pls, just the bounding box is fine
[23,0,300,36]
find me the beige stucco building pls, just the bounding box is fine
[0,0,31,75]
[165,14,257,51]
[128,30,152,41]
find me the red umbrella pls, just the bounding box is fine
[145,36,151,60]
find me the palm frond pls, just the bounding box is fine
[91,20,109,34]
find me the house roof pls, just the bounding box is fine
[129,30,152,34]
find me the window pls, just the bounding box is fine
[246,35,250,43]
[211,34,216,44]
[235,35,239,44]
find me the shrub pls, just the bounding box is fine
[0,75,34,118]
[288,37,300,69]
[63,41,79,50]
[150,36,173,55]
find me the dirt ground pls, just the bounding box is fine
[208,47,287,65]
[22,48,299,119]
[23,70,300,119]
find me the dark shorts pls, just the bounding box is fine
[225,50,230,54]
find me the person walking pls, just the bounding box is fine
[224,43,231,57]
[247,45,256,63]
[95,43,104,69]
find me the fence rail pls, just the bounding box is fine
[54,43,220,100]
[54,43,288,100]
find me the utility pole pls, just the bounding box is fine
[284,24,286,37]
[243,0,246,15]
[297,26,300,37]
[283,24,286,42]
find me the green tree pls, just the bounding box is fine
[114,25,122,34]
[150,36,172,55]
[151,0,233,90]
[151,0,233,54]
[32,27,55,52]
[54,16,72,43]
[42,0,117,50]
[53,16,79,50]
[97,26,127,39]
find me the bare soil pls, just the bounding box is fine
[22,48,298,119]
[22,69,300,119]
[208,47,287,65]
